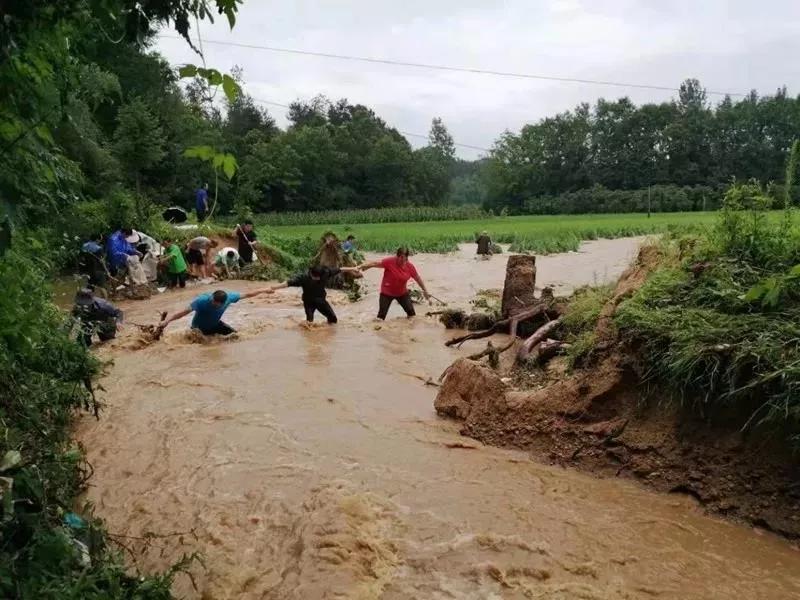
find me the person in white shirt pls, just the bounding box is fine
[214,247,240,278]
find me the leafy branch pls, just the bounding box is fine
[183,145,238,221]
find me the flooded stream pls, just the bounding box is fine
[76,238,800,599]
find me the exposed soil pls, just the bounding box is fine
[436,246,800,539]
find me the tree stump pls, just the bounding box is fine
[501,255,537,318]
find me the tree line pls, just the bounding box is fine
[481,80,800,213]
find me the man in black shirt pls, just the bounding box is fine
[271,265,359,324]
[235,220,258,266]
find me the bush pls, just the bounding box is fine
[0,248,180,597]
[614,198,800,445]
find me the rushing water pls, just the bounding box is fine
[76,238,800,599]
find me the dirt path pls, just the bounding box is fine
[77,237,800,599]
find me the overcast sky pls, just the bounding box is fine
[155,0,800,159]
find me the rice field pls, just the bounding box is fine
[263,212,723,254]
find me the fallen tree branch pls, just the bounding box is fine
[466,338,517,369]
[517,317,563,362]
[445,304,549,347]
[533,338,570,363]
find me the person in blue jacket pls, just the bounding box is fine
[106,228,138,274]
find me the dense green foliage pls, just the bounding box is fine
[0,1,242,596]
[268,211,722,254]
[615,184,800,443]
[484,80,800,213]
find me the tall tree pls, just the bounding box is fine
[112,98,166,195]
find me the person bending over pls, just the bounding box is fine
[156,287,273,337]
[271,265,359,324]
[360,247,431,320]
[72,288,123,347]
[185,236,219,279]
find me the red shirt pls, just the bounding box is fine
[380,257,418,297]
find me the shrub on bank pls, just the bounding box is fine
[614,183,800,444]
[0,249,182,597]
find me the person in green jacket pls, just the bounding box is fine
[160,236,189,288]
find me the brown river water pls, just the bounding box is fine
[76,238,800,599]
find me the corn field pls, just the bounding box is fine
[257,205,490,226]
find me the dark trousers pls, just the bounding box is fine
[80,319,117,347]
[196,208,207,222]
[377,293,415,320]
[304,297,337,323]
[168,271,187,288]
[198,321,235,336]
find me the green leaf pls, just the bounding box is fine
[222,154,239,180]
[178,64,198,78]
[763,284,782,308]
[34,125,53,145]
[744,283,765,302]
[222,74,241,103]
[225,7,237,28]
[212,153,225,169]
[0,450,21,472]
[183,145,215,161]
[789,264,800,277]
[198,68,223,86]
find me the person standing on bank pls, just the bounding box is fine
[160,236,189,288]
[359,247,431,319]
[195,183,209,222]
[235,220,259,266]
[156,287,274,337]
[270,265,360,324]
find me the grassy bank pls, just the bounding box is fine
[263,212,725,254]
[606,186,800,445]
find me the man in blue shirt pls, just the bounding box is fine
[341,235,356,254]
[195,183,209,222]
[156,286,274,336]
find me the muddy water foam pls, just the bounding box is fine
[77,238,800,599]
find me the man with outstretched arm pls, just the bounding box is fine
[156,287,274,337]
[270,265,360,324]
[360,247,431,319]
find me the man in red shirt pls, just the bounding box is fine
[360,247,431,319]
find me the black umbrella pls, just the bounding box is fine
[162,207,188,223]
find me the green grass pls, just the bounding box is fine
[262,212,724,254]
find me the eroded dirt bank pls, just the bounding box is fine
[436,245,800,540]
[76,238,800,599]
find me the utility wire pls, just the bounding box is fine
[159,34,747,97]
[250,97,492,152]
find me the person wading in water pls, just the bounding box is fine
[476,230,492,259]
[156,287,274,337]
[270,264,360,324]
[359,247,431,319]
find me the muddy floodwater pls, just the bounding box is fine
[77,237,800,599]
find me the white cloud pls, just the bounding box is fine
[155,0,800,158]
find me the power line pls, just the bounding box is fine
[251,97,492,152]
[160,34,747,97]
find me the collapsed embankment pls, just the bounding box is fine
[436,246,800,539]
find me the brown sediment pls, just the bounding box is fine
[76,238,800,599]
[436,244,800,539]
